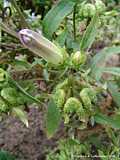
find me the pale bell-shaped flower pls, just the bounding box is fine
[18,29,63,64]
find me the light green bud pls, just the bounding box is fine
[95,0,106,14]
[81,3,96,18]
[80,88,92,110]
[64,97,81,113]
[71,51,87,68]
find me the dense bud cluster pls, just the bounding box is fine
[53,78,98,128]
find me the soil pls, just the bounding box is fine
[0,107,65,160]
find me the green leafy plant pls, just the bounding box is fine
[1,0,120,159]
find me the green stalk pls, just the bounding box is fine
[8,76,42,104]
[0,22,18,39]
[73,5,76,41]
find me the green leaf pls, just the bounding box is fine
[98,150,108,160]
[101,67,120,76]
[43,0,76,38]
[12,108,28,127]
[94,113,120,129]
[108,82,120,107]
[90,46,120,80]
[0,150,15,160]
[46,99,61,138]
[12,60,31,70]
[80,14,98,51]
[56,29,68,47]
[93,67,120,81]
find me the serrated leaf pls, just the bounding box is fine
[108,82,120,107]
[91,46,120,80]
[94,113,120,129]
[43,0,76,38]
[12,108,28,127]
[46,99,61,138]
[80,14,98,51]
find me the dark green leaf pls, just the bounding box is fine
[43,0,76,38]
[80,14,98,51]
[46,99,61,138]
[94,113,120,129]
[0,150,15,160]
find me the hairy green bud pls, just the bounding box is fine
[53,89,66,108]
[80,88,92,110]
[80,87,97,111]
[77,107,87,123]
[64,97,82,124]
[64,97,81,113]
[81,3,96,18]
[95,0,106,14]
[71,51,87,68]
[0,68,8,88]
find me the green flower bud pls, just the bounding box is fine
[81,3,96,18]
[0,99,8,112]
[53,89,66,108]
[80,88,92,110]
[0,68,8,88]
[77,107,87,123]
[71,51,87,68]
[95,0,106,14]
[64,97,81,113]
[19,29,63,65]
[1,87,18,105]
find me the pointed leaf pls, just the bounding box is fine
[43,0,76,38]
[12,108,29,127]
[101,67,120,76]
[46,99,61,138]
[91,46,120,80]
[94,113,120,129]
[80,14,98,51]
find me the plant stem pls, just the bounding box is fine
[0,22,18,39]
[11,0,30,28]
[73,5,76,41]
